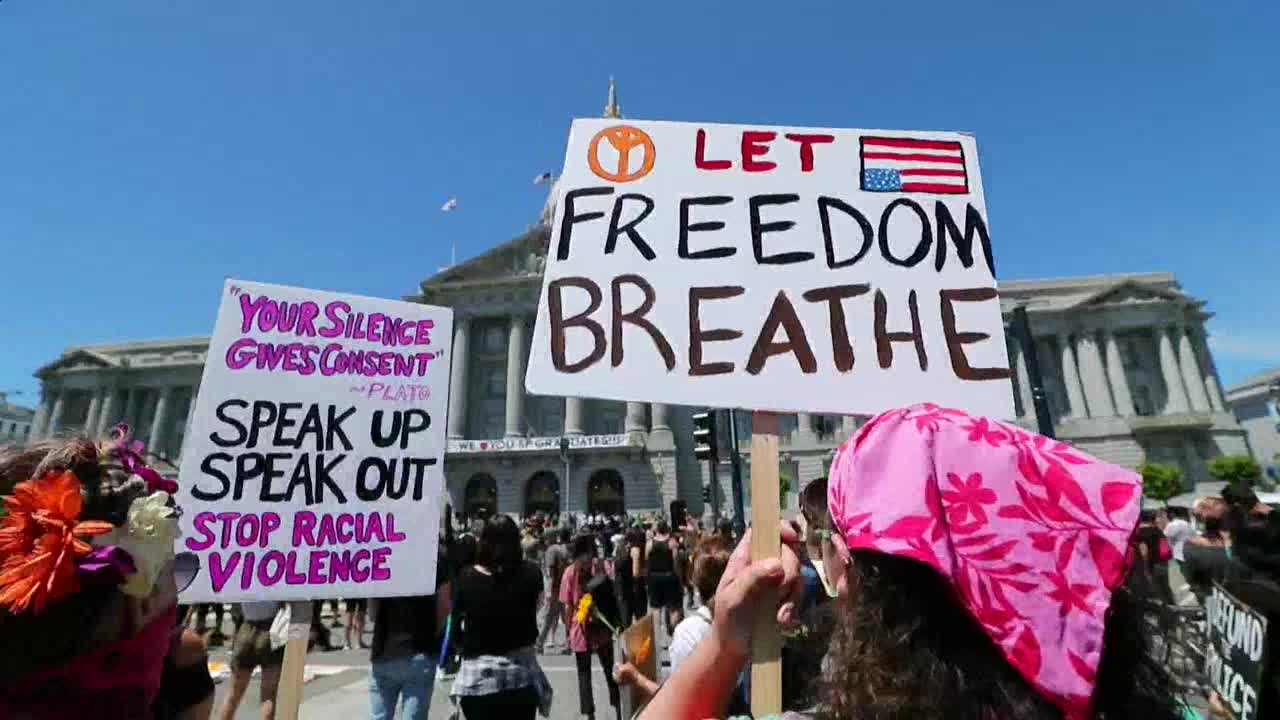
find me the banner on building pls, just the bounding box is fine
[1205,581,1272,720]
[526,119,1014,418]
[177,279,452,602]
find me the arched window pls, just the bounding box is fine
[524,471,560,517]
[587,469,625,516]
[464,473,498,520]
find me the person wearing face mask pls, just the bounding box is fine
[635,404,1190,720]
[0,425,197,720]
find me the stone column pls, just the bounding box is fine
[1194,329,1227,412]
[795,413,814,443]
[446,317,471,439]
[84,390,103,436]
[31,393,51,439]
[47,391,67,437]
[842,415,859,438]
[1076,331,1116,417]
[182,384,201,446]
[564,398,585,435]
[1157,326,1190,414]
[149,387,172,457]
[1102,331,1135,417]
[625,402,647,434]
[1012,342,1035,418]
[1176,324,1211,412]
[1057,333,1088,418]
[650,403,670,432]
[96,388,119,435]
[504,316,527,438]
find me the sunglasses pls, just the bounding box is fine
[173,552,199,595]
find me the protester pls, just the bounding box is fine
[1161,507,1194,575]
[367,551,451,720]
[154,609,215,720]
[637,404,1186,720]
[537,528,572,654]
[451,515,550,719]
[189,602,227,647]
[217,600,284,720]
[344,598,368,650]
[645,521,684,635]
[623,527,647,625]
[1182,496,1239,604]
[0,427,193,719]
[562,534,620,720]
[1133,509,1176,605]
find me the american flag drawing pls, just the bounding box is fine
[860,136,968,194]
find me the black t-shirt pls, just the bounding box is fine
[455,562,543,656]
[370,552,450,661]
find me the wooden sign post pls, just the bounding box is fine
[275,601,313,720]
[750,411,782,716]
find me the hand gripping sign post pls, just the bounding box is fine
[527,119,1014,714]
[178,280,452,719]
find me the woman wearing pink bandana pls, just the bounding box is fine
[638,404,1188,720]
[0,426,199,720]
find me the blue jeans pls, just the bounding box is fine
[369,653,438,720]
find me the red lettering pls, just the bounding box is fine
[741,131,777,172]
[694,128,731,170]
[784,133,834,172]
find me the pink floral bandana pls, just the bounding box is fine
[828,404,1141,719]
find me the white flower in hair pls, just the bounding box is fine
[94,491,179,597]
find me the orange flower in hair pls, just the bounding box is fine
[0,471,115,614]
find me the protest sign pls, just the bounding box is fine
[526,119,1014,419]
[1205,582,1271,720]
[177,279,452,602]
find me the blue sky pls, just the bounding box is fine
[2,1,1277,404]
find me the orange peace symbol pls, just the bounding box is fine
[587,125,656,182]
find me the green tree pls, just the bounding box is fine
[1138,463,1183,503]
[1207,455,1263,488]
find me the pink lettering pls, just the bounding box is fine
[350,549,372,582]
[186,512,217,551]
[308,549,328,584]
[371,547,392,581]
[293,511,317,546]
[385,513,406,542]
[284,551,307,584]
[209,552,240,593]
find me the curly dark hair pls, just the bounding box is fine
[816,551,1184,720]
[0,436,151,679]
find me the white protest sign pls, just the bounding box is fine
[527,119,1014,418]
[178,279,452,602]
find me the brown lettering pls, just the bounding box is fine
[688,286,745,376]
[611,274,675,370]
[802,284,870,372]
[746,291,817,375]
[874,289,927,370]
[940,287,1011,380]
[548,277,606,373]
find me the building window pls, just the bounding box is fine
[1133,386,1154,416]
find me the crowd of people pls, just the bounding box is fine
[2,405,1279,719]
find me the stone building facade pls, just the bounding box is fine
[1225,367,1280,467]
[0,393,35,445]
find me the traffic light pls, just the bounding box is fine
[692,411,718,463]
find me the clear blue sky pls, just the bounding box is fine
[3,1,1277,404]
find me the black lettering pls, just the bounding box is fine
[259,452,291,502]
[935,202,995,276]
[210,399,248,447]
[284,453,315,505]
[878,198,933,268]
[371,410,401,449]
[818,196,874,269]
[556,187,614,260]
[605,193,657,260]
[272,402,303,449]
[678,196,735,259]
[356,456,388,501]
[327,405,356,451]
[233,453,265,501]
[194,453,232,500]
[316,454,347,503]
[750,194,809,264]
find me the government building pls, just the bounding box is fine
[22,89,1253,518]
